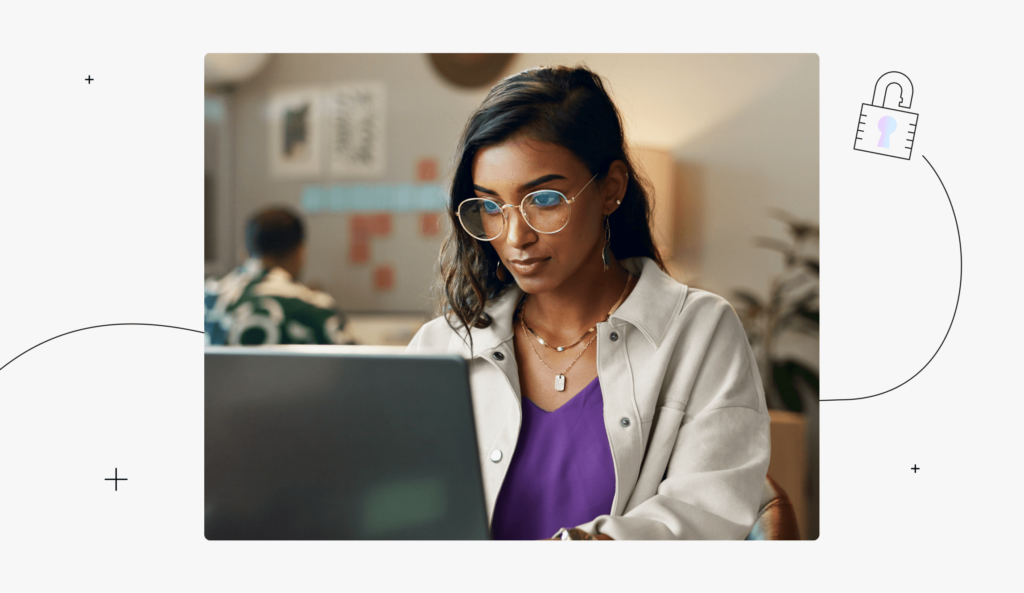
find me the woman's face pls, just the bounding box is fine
[470,136,619,294]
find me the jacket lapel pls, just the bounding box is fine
[467,259,688,521]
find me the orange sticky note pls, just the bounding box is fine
[349,214,393,264]
[367,213,391,236]
[420,212,440,236]
[417,158,438,181]
[373,265,395,291]
[349,217,369,263]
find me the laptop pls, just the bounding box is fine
[205,345,489,540]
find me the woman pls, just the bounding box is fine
[406,65,770,540]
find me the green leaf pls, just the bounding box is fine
[771,360,820,412]
[754,237,793,255]
[732,290,764,309]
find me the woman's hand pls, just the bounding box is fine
[545,528,615,540]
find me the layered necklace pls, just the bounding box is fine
[517,274,635,392]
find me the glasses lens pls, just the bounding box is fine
[523,191,571,233]
[458,198,504,240]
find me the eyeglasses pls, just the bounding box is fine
[456,173,599,241]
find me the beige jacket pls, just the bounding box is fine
[406,257,771,540]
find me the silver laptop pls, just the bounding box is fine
[205,346,489,540]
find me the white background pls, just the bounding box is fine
[1,1,1021,591]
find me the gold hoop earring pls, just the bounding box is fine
[601,216,612,272]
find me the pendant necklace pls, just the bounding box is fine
[521,274,634,352]
[521,313,596,392]
[517,273,635,392]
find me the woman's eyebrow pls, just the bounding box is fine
[473,173,568,195]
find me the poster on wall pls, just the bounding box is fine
[327,81,387,178]
[267,87,322,179]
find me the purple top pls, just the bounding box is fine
[491,376,616,540]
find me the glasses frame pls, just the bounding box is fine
[455,173,599,241]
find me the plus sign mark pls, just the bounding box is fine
[105,468,127,491]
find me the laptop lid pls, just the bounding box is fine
[205,346,489,540]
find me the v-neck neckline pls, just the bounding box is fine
[524,375,600,414]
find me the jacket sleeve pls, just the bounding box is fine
[575,300,772,540]
[404,316,455,354]
[405,323,426,352]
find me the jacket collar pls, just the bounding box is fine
[608,256,687,348]
[465,283,523,357]
[468,257,685,357]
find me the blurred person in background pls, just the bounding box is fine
[407,65,770,540]
[204,206,355,346]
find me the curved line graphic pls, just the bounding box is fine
[822,154,962,401]
[0,323,204,375]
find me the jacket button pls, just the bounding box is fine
[492,351,504,361]
[610,332,619,342]
[490,449,502,462]
[620,417,631,427]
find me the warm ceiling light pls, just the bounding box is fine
[205,53,270,86]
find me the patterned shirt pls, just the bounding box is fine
[204,259,353,346]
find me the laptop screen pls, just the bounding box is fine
[205,346,489,540]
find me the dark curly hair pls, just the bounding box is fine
[436,64,666,344]
[244,206,305,258]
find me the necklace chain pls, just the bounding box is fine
[521,273,634,351]
[523,323,594,352]
[521,313,597,378]
[517,273,635,391]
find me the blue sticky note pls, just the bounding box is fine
[301,185,324,212]
[302,183,447,213]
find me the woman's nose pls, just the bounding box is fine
[504,207,536,248]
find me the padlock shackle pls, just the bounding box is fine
[872,71,914,109]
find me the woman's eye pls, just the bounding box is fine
[482,201,502,214]
[532,191,562,207]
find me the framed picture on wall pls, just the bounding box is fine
[327,81,387,178]
[267,86,323,179]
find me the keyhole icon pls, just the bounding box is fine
[877,116,897,148]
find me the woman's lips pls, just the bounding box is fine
[509,257,550,276]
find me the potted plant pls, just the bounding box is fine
[732,209,819,412]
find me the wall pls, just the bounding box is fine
[231,54,489,313]
[503,54,819,298]
[226,54,818,320]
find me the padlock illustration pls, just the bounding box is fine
[854,71,918,160]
